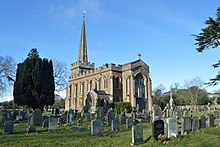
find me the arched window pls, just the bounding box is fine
[104,78,108,89]
[135,74,145,98]
[116,76,120,89]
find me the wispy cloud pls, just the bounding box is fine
[47,0,101,29]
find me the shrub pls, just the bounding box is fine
[114,102,131,114]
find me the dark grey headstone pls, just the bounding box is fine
[85,113,91,122]
[152,119,164,140]
[30,109,42,126]
[42,115,49,122]
[42,119,49,128]
[166,117,177,138]
[131,125,144,145]
[119,112,126,125]
[181,116,191,134]
[126,118,133,129]
[107,109,115,126]
[191,116,199,132]
[91,119,102,135]
[111,119,120,131]
[199,115,206,129]
[3,121,14,134]
[208,114,214,127]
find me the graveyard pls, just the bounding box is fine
[0,105,220,147]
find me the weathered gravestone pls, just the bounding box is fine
[3,121,14,134]
[91,119,102,135]
[112,119,120,131]
[42,119,49,128]
[181,116,191,134]
[152,119,164,140]
[107,109,115,126]
[199,115,206,129]
[30,109,42,126]
[0,115,5,127]
[48,116,58,131]
[131,125,144,145]
[67,109,75,124]
[152,105,162,122]
[191,116,199,132]
[85,113,91,122]
[126,118,133,129]
[119,111,126,125]
[166,117,177,138]
[207,114,214,127]
[42,115,49,122]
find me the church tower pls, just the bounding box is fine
[70,13,94,75]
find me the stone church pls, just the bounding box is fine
[65,14,152,113]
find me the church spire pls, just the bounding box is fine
[78,11,88,63]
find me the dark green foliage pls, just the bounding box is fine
[114,102,131,113]
[216,96,220,104]
[197,97,212,105]
[194,7,220,85]
[13,48,55,111]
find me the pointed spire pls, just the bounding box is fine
[78,11,88,64]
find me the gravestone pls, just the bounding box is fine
[91,119,102,135]
[181,116,191,134]
[131,125,144,145]
[27,124,36,134]
[166,117,177,138]
[112,119,120,131]
[107,109,115,126]
[30,108,42,126]
[199,115,206,129]
[48,116,58,131]
[119,111,126,125]
[207,114,214,127]
[214,111,219,119]
[126,118,133,129]
[152,105,162,122]
[152,119,164,140]
[42,119,49,128]
[191,116,199,132]
[0,115,5,127]
[85,113,91,122]
[3,121,14,134]
[42,115,49,122]
[68,109,75,124]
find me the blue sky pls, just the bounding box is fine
[1,0,220,100]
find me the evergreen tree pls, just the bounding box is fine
[194,7,220,85]
[13,48,55,111]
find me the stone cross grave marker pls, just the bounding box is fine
[3,120,14,134]
[208,114,214,127]
[112,119,120,131]
[166,117,178,138]
[191,116,199,132]
[152,119,164,140]
[199,115,206,129]
[107,109,115,126]
[30,108,42,126]
[91,119,102,135]
[181,116,191,134]
[126,118,133,129]
[48,116,58,131]
[131,125,144,145]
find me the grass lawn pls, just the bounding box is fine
[0,120,220,147]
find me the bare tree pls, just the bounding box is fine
[183,76,207,105]
[53,59,69,92]
[0,55,16,96]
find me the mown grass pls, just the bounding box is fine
[0,119,220,147]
